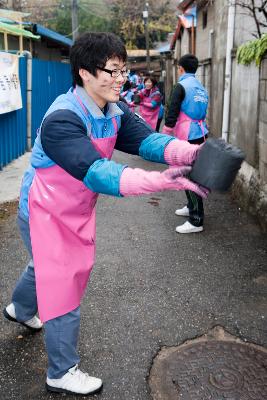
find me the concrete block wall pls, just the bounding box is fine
[229,58,259,167]
[259,56,267,184]
[231,55,267,232]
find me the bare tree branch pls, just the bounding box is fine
[258,2,267,22]
[251,0,262,37]
[230,0,267,38]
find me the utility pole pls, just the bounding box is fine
[72,0,79,41]
[15,0,23,11]
[222,3,235,142]
[7,1,14,8]
[143,2,150,72]
[9,0,21,11]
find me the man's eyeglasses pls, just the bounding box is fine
[97,66,130,78]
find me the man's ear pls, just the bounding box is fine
[79,68,91,83]
[178,66,185,75]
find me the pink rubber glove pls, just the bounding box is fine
[162,125,173,134]
[120,166,209,198]
[164,139,201,166]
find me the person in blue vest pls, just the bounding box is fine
[162,54,209,234]
[3,34,208,396]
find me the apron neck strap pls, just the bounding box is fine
[73,86,118,136]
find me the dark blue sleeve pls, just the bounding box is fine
[115,101,154,155]
[41,109,102,180]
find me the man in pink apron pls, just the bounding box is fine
[3,33,208,396]
[162,54,209,234]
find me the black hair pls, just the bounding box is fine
[70,32,127,87]
[144,75,158,87]
[178,54,199,73]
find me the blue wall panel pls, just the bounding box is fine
[0,57,71,168]
[0,56,27,169]
[31,59,71,144]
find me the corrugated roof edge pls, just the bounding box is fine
[31,24,73,47]
[34,24,73,47]
[0,21,40,40]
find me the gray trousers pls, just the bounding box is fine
[11,214,80,378]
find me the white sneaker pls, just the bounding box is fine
[46,364,103,395]
[176,221,203,234]
[3,303,43,331]
[175,206,190,217]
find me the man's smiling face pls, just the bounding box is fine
[79,57,127,109]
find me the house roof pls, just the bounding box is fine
[170,3,198,50]
[170,13,196,50]
[0,20,40,40]
[178,0,195,11]
[0,9,73,47]
[30,24,73,47]
[178,0,209,11]
[178,10,197,29]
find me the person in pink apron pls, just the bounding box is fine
[138,76,162,130]
[162,54,209,234]
[3,34,208,396]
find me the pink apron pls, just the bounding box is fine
[139,88,160,131]
[173,111,206,141]
[29,95,117,322]
[139,104,160,131]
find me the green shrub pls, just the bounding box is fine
[237,33,267,66]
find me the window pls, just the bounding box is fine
[203,10,208,29]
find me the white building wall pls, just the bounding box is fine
[180,28,190,55]
[195,5,215,60]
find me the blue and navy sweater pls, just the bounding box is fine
[41,101,155,181]
[19,86,175,219]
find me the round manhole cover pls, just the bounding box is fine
[149,335,267,399]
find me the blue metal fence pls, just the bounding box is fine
[31,59,71,145]
[0,56,27,169]
[0,56,71,169]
